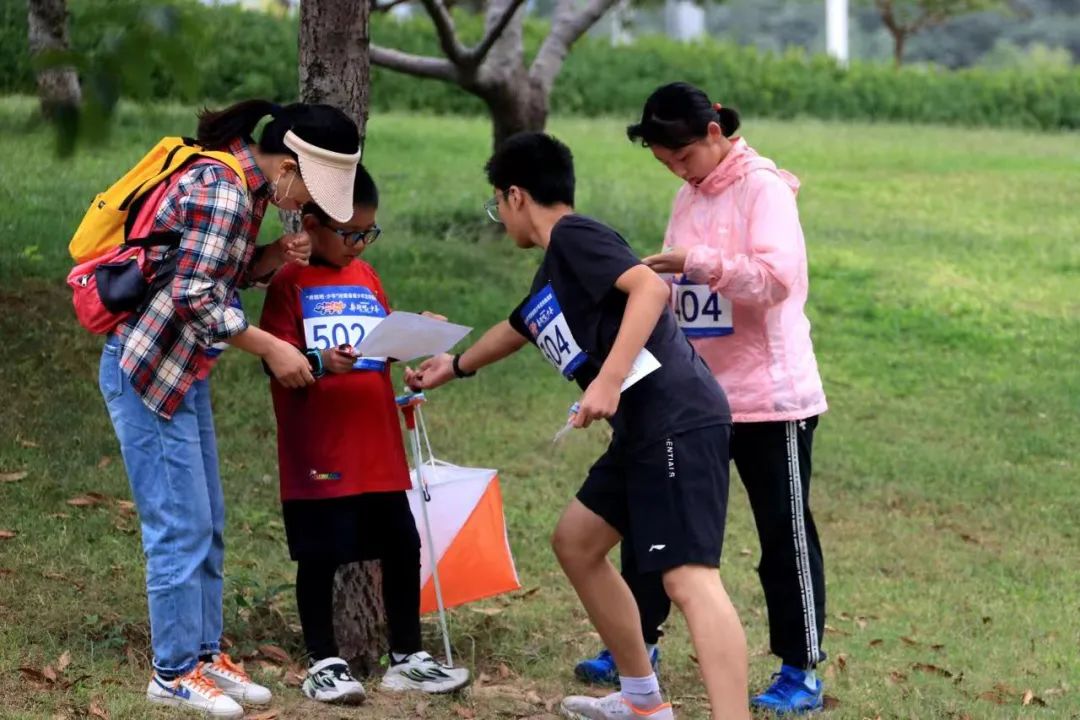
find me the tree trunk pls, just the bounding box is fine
[298,0,385,678]
[483,80,549,149]
[475,0,546,149]
[300,0,371,134]
[892,30,906,68]
[26,0,81,117]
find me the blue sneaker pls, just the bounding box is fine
[573,647,660,686]
[751,665,824,715]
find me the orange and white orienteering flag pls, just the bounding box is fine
[407,462,521,614]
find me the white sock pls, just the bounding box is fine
[645,643,658,658]
[620,672,663,709]
[803,668,818,689]
[390,652,411,665]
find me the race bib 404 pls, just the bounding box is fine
[671,279,733,337]
[522,284,587,378]
[301,285,387,372]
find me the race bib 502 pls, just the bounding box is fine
[301,285,387,372]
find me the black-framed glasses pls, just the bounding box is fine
[330,224,381,247]
[483,195,502,224]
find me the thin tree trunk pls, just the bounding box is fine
[892,30,906,68]
[27,0,81,117]
[297,0,384,677]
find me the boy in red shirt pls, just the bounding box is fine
[259,165,470,704]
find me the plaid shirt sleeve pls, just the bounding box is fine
[171,171,252,346]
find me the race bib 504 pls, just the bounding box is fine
[521,283,660,391]
[522,283,587,378]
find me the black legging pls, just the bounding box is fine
[295,502,423,662]
[626,418,827,668]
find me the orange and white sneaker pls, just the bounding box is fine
[200,653,273,706]
[560,692,675,720]
[146,665,244,718]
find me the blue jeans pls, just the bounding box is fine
[99,339,225,676]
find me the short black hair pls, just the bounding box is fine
[484,132,575,207]
[303,162,378,223]
[627,82,741,150]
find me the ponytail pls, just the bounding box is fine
[627,82,740,150]
[196,99,279,150]
[195,99,360,158]
[716,106,741,138]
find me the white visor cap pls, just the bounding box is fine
[283,129,362,222]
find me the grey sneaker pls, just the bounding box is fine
[560,691,675,719]
[301,657,366,705]
[379,651,470,694]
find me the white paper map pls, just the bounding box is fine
[354,311,472,362]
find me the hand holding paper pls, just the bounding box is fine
[355,312,472,363]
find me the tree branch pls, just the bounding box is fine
[370,44,460,82]
[530,0,620,90]
[372,0,412,13]
[416,0,466,64]
[463,0,528,67]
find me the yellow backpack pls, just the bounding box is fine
[69,137,248,263]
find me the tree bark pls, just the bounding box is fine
[300,0,371,136]
[892,30,906,67]
[298,0,385,677]
[26,0,81,117]
[482,80,549,148]
[371,0,618,150]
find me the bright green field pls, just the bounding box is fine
[1,96,1078,719]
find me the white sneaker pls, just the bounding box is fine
[379,651,470,694]
[301,657,366,705]
[200,653,272,706]
[561,691,675,719]
[146,667,244,718]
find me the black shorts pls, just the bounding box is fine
[282,491,420,564]
[576,424,731,574]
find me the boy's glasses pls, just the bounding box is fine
[483,196,502,224]
[330,224,381,247]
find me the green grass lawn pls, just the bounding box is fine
[1,95,1078,720]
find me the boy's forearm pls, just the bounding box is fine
[458,321,528,374]
[599,267,669,385]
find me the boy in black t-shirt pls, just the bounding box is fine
[407,133,750,720]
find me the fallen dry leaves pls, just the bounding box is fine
[0,470,28,483]
[257,644,290,665]
[0,530,16,540]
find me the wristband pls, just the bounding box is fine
[452,353,476,379]
[304,348,326,378]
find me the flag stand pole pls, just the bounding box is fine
[398,390,454,668]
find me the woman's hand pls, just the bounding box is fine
[264,339,315,388]
[280,231,312,266]
[421,311,448,322]
[642,246,688,275]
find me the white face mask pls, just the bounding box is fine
[271,168,301,211]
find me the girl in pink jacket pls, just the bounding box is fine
[574,83,828,716]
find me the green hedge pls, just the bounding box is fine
[3,0,1078,130]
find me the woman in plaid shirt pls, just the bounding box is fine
[98,99,361,718]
